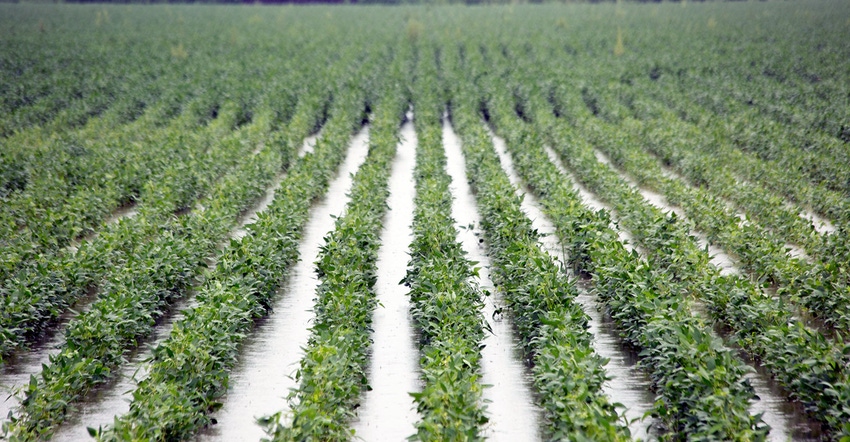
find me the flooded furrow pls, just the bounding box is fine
[730,171,837,236]
[195,126,371,442]
[799,208,836,235]
[298,132,320,158]
[592,149,740,275]
[446,121,542,441]
[490,129,655,440]
[351,117,419,441]
[746,363,824,441]
[50,297,193,442]
[0,288,100,423]
[230,133,320,241]
[587,149,807,440]
[47,135,325,439]
[1,340,61,422]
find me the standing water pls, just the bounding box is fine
[569,139,808,441]
[490,128,656,440]
[0,287,101,424]
[195,126,371,442]
[592,148,739,274]
[48,134,324,440]
[50,297,193,442]
[352,116,420,441]
[444,119,542,441]
[229,133,320,241]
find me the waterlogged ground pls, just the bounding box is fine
[352,118,420,440]
[444,120,543,441]
[196,127,371,441]
[0,118,823,442]
[2,2,844,440]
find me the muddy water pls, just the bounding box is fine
[593,149,740,275]
[800,209,836,235]
[51,297,193,442]
[588,150,809,441]
[195,127,371,442]
[745,370,817,441]
[0,288,101,423]
[490,129,655,440]
[298,132,320,158]
[352,117,419,441]
[445,121,542,441]
[230,133,320,241]
[747,364,823,441]
[0,326,68,423]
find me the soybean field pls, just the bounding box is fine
[1,1,850,441]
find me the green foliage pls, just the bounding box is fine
[405,47,488,441]
[446,42,632,441]
[2,2,850,440]
[261,48,408,442]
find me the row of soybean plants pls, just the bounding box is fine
[593,1,850,194]
[521,16,850,335]
[403,43,488,440]
[1,76,324,440]
[0,5,310,284]
[559,76,850,339]
[460,38,767,440]
[500,39,850,438]
[261,42,407,442]
[629,69,850,230]
[648,2,850,160]
[442,39,633,440]
[0,14,303,356]
[1,27,369,435]
[548,21,850,343]
[0,4,259,257]
[0,57,301,363]
[0,94,255,359]
[0,4,174,137]
[92,55,379,441]
[544,89,850,440]
[626,34,850,201]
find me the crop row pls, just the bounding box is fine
[0,5,175,137]
[0,96,283,362]
[404,48,488,441]
[0,96,234,283]
[261,47,406,442]
[0,17,301,274]
[546,97,850,439]
[93,70,372,441]
[458,40,774,439]
[1,87,321,440]
[443,42,632,440]
[627,64,850,228]
[564,74,850,340]
[0,103,240,357]
[496,45,850,438]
